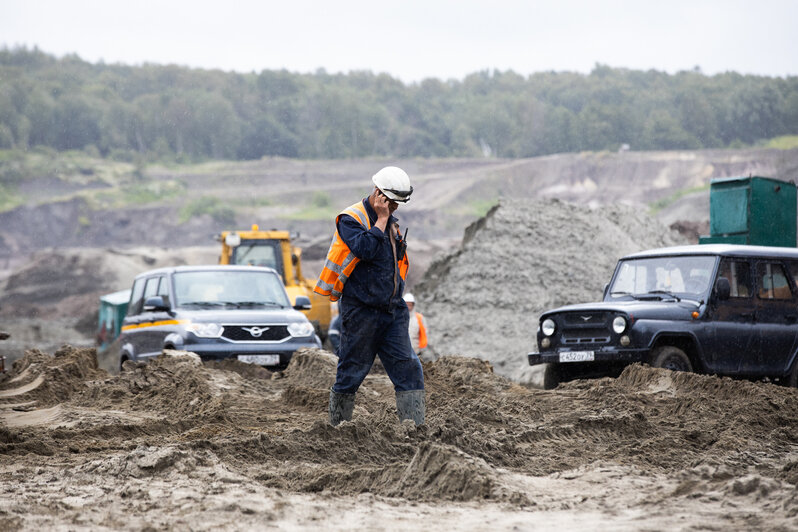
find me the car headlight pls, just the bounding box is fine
[186,322,223,338]
[612,316,627,334]
[288,321,315,337]
[541,318,556,337]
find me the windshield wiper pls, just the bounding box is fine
[645,290,681,301]
[226,300,284,308]
[610,291,644,300]
[180,301,227,307]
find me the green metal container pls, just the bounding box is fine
[97,289,131,351]
[699,176,797,247]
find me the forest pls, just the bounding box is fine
[1,46,797,161]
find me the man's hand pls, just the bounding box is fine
[373,191,391,231]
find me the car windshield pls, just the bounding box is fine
[173,270,290,308]
[607,255,717,301]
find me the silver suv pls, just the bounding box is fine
[118,265,321,370]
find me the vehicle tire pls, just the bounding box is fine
[542,363,560,390]
[649,346,693,373]
[119,355,130,372]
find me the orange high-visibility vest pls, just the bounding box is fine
[416,312,428,349]
[314,200,409,302]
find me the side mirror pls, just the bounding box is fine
[715,278,731,300]
[294,295,312,310]
[143,296,171,312]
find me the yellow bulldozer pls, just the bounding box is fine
[218,225,332,340]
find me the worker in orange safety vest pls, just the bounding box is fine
[315,166,425,427]
[402,293,430,359]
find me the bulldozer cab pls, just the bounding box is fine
[219,227,296,283]
[229,238,284,276]
[218,225,330,340]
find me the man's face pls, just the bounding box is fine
[406,301,415,311]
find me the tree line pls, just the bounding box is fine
[1,47,797,161]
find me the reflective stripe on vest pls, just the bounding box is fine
[314,200,409,302]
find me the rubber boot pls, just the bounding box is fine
[395,389,425,426]
[329,388,355,426]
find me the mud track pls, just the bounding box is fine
[2,346,798,530]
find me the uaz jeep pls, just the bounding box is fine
[529,244,798,388]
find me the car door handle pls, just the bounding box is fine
[739,312,754,320]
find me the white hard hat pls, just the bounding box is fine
[403,293,415,303]
[372,166,413,203]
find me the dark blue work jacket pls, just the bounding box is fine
[337,198,405,312]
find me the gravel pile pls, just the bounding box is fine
[415,198,686,382]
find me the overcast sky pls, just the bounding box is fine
[2,0,797,83]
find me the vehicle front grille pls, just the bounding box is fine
[222,325,290,342]
[558,312,612,346]
[562,334,611,345]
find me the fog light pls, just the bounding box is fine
[541,337,551,349]
[620,335,631,346]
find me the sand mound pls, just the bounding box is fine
[424,355,513,395]
[282,347,339,389]
[288,440,528,504]
[77,350,225,420]
[0,345,104,407]
[415,198,686,378]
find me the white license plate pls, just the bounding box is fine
[559,351,595,363]
[237,354,280,365]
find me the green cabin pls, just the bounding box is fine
[97,289,131,351]
[699,176,797,247]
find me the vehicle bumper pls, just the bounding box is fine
[179,339,320,367]
[528,348,649,366]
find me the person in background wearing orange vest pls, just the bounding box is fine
[403,293,430,360]
[315,167,425,427]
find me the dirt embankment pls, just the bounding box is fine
[2,149,797,259]
[1,347,798,529]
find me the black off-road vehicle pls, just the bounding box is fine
[529,244,798,388]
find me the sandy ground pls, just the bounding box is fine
[2,346,798,531]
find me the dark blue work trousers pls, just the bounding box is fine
[333,298,425,395]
